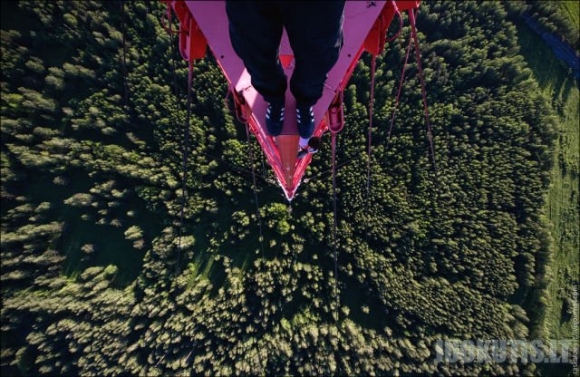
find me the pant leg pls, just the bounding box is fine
[226,1,287,104]
[281,1,346,107]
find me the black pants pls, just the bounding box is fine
[226,1,345,108]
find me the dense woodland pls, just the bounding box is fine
[0,1,572,376]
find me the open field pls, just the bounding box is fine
[516,10,579,350]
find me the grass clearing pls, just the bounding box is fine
[560,1,580,32]
[515,15,579,345]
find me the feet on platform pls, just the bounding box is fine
[296,105,314,138]
[266,100,284,136]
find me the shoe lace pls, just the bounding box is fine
[267,103,284,121]
[297,106,313,124]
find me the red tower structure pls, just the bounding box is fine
[162,0,420,200]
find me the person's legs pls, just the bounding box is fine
[226,1,287,105]
[281,1,344,146]
[282,1,345,109]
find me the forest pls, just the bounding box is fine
[1,1,577,376]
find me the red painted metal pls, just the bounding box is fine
[161,0,420,200]
[162,0,207,61]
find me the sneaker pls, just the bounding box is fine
[266,101,284,136]
[297,146,319,159]
[296,105,314,138]
[297,137,320,158]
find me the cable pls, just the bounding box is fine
[385,28,413,156]
[244,124,265,261]
[175,60,194,273]
[331,131,339,324]
[408,8,438,178]
[120,1,129,111]
[162,5,190,274]
[365,54,377,243]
